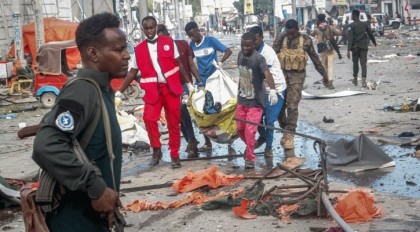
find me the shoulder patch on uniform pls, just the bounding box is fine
[55,111,75,131]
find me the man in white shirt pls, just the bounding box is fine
[249,26,287,157]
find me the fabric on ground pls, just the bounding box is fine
[232,198,257,219]
[325,133,395,172]
[172,165,243,193]
[125,191,232,212]
[302,90,366,99]
[334,189,383,223]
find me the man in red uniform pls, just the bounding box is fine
[157,24,203,158]
[118,16,193,168]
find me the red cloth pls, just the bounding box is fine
[135,36,183,104]
[143,84,181,158]
[175,40,193,83]
[172,165,244,193]
[235,104,263,161]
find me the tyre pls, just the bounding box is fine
[392,22,400,29]
[123,85,140,99]
[40,92,57,109]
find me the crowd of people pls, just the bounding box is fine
[31,9,378,231]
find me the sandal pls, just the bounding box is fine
[198,144,212,152]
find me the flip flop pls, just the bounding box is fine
[198,144,212,152]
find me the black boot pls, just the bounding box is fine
[171,157,181,169]
[328,81,335,89]
[187,140,199,158]
[352,77,358,86]
[149,148,162,166]
[362,77,367,87]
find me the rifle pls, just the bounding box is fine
[329,37,343,59]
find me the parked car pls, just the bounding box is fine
[371,13,403,29]
[341,11,383,36]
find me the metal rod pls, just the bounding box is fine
[272,184,312,189]
[250,166,280,190]
[120,181,173,193]
[321,192,354,232]
[277,163,315,186]
[234,117,327,146]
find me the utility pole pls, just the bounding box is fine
[273,0,277,37]
[292,0,297,19]
[182,0,187,25]
[91,0,94,17]
[12,0,23,60]
[174,0,181,39]
[33,0,45,52]
[138,0,148,39]
[0,1,10,58]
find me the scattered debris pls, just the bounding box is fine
[0,113,16,119]
[398,131,415,137]
[323,116,334,123]
[367,80,380,90]
[383,54,399,59]
[368,59,390,63]
[302,90,366,99]
[405,181,417,186]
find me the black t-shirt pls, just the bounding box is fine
[237,51,269,108]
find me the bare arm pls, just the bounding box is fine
[331,26,342,36]
[220,48,232,63]
[263,70,276,90]
[176,58,191,84]
[118,68,138,92]
[188,55,202,83]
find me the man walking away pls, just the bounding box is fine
[347,10,377,87]
[273,19,328,150]
[312,13,341,89]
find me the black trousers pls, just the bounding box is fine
[351,47,368,78]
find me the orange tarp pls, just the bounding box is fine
[334,189,383,223]
[126,191,232,213]
[8,18,80,70]
[172,165,244,193]
[232,198,257,219]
